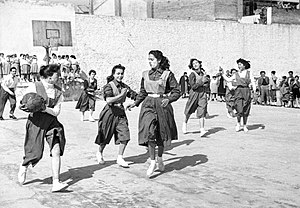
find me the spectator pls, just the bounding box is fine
[291,75,300,108]
[269,71,279,105]
[179,72,190,98]
[257,71,270,105]
[0,67,19,120]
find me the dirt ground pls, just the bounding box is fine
[0,99,299,208]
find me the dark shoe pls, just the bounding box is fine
[9,114,17,120]
[0,117,4,120]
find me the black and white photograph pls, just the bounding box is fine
[0,0,300,207]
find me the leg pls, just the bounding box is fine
[182,113,191,134]
[0,90,8,118]
[96,143,106,164]
[116,141,129,168]
[199,117,208,137]
[51,143,61,182]
[8,93,17,119]
[157,145,165,171]
[81,111,85,121]
[51,143,67,192]
[147,141,157,177]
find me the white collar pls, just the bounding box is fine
[41,79,54,88]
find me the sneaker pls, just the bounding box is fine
[243,126,249,132]
[146,162,157,177]
[200,129,208,137]
[235,124,242,132]
[157,158,165,172]
[116,157,129,168]
[96,152,105,164]
[182,122,187,134]
[52,181,68,192]
[18,165,27,185]
[89,116,95,122]
[9,114,17,120]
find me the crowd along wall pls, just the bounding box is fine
[74,14,300,90]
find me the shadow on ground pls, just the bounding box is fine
[248,124,265,130]
[150,153,208,179]
[24,139,196,188]
[188,127,226,136]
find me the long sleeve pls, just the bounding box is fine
[189,72,207,90]
[165,72,181,103]
[123,83,138,100]
[134,78,148,107]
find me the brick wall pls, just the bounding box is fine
[153,0,215,21]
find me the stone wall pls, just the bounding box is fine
[272,7,300,24]
[74,15,300,90]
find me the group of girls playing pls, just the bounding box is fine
[17,50,255,192]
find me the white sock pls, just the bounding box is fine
[150,160,156,166]
[53,179,59,184]
[157,156,163,162]
[117,155,123,160]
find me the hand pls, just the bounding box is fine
[126,103,135,111]
[219,66,224,74]
[161,99,169,107]
[121,88,128,95]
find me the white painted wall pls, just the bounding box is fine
[75,15,300,90]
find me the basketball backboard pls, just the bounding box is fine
[32,20,72,47]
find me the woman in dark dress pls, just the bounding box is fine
[95,64,137,168]
[179,72,189,98]
[222,58,256,132]
[18,64,67,192]
[182,59,210,137]
[127,50,180,177]
[76,70,97,122]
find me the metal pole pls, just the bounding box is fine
[89,0,94,15]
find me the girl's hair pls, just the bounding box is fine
[39,64,60,79]
[106,64,126,83]
[236,58,251,69]
[89,69,96,75]
[188,58,202,70]
[149,50,170,70]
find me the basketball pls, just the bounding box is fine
[20,93,46,113]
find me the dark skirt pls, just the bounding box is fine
[138,96,178,147]
[22,112,66,167]
[234,87,251,117]
[184,90,207,118]
[95,104,130,145]
[21,64,30,75]
[31,63,39,74]
[75,91,96,112]
[225,87,235,113]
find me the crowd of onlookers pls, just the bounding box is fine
[252,70,300,108]
[0,53,85,91]
[179,69,300,108]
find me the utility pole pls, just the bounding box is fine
[115,0,122,16]
[147,0,154,18]
[89,0,94,15]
